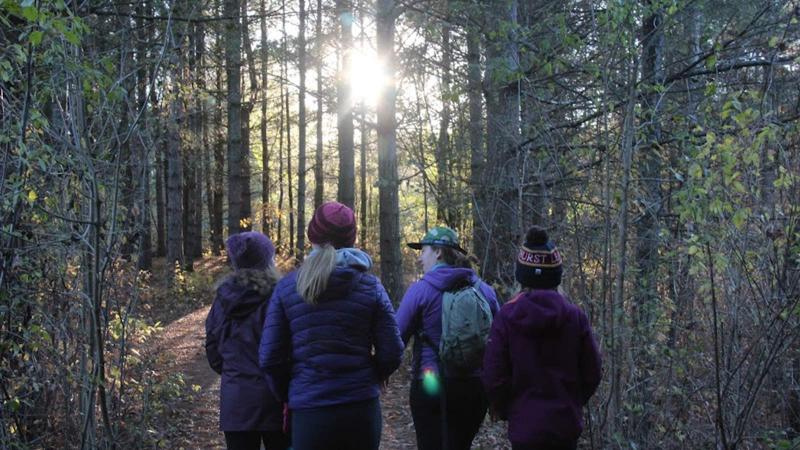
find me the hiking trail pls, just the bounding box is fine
[153,294,508,449]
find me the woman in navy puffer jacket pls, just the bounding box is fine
[259,201,404,450]
[205,231,290,450]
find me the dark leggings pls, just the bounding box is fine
[512,443,577,450]
[409,376,488,450]
[223,430,290,450]
[291,397,382,450]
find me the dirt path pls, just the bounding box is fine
[154,305,224,449]
[155,304,509,449]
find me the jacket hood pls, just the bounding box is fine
[315,248,372,302]
[421,266,478,292]
[216,268,279,318]
[334,248,373,270]
[507,289,569,336]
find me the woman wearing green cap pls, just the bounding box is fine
[396,226,500,450]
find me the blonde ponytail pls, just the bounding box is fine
[296,244,337,305]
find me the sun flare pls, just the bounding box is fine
[349,49,386,107]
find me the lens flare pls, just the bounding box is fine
[422,368,440,396]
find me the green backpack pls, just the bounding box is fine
[438,281,493,375]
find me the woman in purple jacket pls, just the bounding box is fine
[396,226,500,450]
[205,231,290,450]
[259,201,404,450]
[482,226,602,450]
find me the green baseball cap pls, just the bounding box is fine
[407,226,467,254]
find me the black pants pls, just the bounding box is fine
[512,443,577,450]
[223,430,290,450]
[409,376,488,450]
[291,397,382,450]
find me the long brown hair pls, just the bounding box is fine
[436,246,479,269]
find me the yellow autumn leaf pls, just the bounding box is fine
[28,190,37,203]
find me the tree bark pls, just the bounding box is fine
[241,104,253,231]
[336,0,355,208]
[436,2,452,226]
[211,64,226,254]
[155,119,167,258]
[166,78,184,277]
[631,2,665,437]
[136,0,152,270]
[225,0,244,235]
[297,0,307,259]
[376,0,403,303]
[260,0,271,236]
[314,0,324,210]
[467,16,484,263]
[482,0,520,286]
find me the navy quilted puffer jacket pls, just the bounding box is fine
[258,248,404,409]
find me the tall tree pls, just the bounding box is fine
[166,52,185,278]
[376,0,403,302]
[225,0,244,235]
[436,1,453,226]
[466,10,485,263]
[482,0,520,286]
[136,0,153,270]
[314,0,325,210]
[260,0,271,236]
[297,0,308,258]
[336,0,355,208]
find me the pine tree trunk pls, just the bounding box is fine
[225,0,244,235]
[241,104,253,231]
[260,0,271,236]
[467,19,485,264]
[192,21,206,258]
[286,89,295,254]
[436,3,452,226]
[313,0,324,210]
[155,120,167,258]
[376,0,403,303]
[631,3,665,437]
[336,0,355,208]
[297,0,307,259]
[166,82,184,278]
[136,0,152,270]
[358,8,367,247]
[482,0,520,286]
[212,71,226,254]
[359,107,367,247]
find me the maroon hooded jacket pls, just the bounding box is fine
[482,289,602,448]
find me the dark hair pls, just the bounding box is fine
[437,246,479,269]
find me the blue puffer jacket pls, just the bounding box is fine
[258,248,404,410]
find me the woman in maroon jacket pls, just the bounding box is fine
[482,226,602,450]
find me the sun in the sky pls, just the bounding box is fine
[349,47,387,108]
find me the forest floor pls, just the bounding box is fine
[147,255,509,449]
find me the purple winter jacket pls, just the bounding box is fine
[205,269,283,432]
[396,266,500,378]
[482,289,602,447]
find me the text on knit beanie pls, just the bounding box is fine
[307,201,357,249]
[515,226,563,289]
